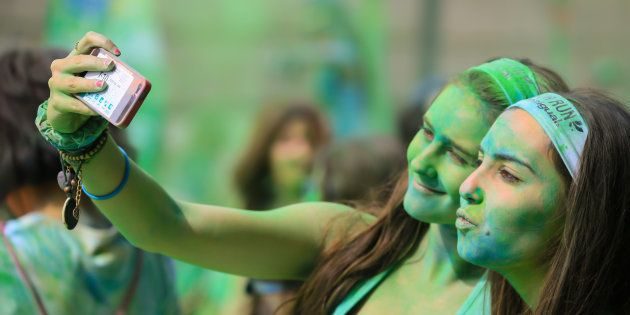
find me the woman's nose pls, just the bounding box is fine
[460,169,483,205]
[409,142,439,179]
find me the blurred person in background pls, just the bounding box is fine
[233,103,330,315]
[311,135,406,216]
[0,48,179,314]
[234,103,331,211]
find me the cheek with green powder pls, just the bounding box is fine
[403,84,491,224]
[457,187,559,268]
[456,110,567,270]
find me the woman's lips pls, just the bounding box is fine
[455,208,477,230]
[413,176,446,195]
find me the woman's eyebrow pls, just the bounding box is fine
[425,117,477,159]
[423,117,433,130]
[447,138,477,159]
[493,152,538,176]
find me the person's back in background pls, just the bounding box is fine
[0,48,179,314]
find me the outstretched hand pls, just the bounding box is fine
[47,31,121,133]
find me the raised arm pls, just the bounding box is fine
[42,32,373,280]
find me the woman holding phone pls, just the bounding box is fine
[37,31,568,314]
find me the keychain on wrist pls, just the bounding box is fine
[56,131,108,230]
[57,161,83,229]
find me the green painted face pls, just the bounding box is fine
[456,109,567,269]
[403,84,491,224]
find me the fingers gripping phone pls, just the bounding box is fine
[75,48,151,128]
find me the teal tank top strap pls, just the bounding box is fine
[456,272,491,315]
[332,267,394,315]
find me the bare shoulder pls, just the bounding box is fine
[298,202,377,251]
[243,201,377,251]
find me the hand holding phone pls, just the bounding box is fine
[75,48,151,128]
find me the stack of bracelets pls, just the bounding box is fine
[36,100,131,229]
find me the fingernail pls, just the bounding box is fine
[96,80,105,88]
[114,48,121,55]
[104,59,114,68]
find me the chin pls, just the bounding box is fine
[456,234,517,269]
[403,192,456,224]
[456,238,490,267]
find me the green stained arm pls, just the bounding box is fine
[81,135,370,280]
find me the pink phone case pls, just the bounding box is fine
[75,48,151,128]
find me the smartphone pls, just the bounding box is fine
[74,48,151,128]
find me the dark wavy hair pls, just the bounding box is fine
[0,48,137,203]
[0,48,66,201]
[489,89,630,314]
[291,58,570,314]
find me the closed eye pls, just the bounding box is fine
[447,148,467,166]
[421,126,435,141]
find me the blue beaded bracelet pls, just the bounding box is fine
[82,146,130,200]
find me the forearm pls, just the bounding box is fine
[79,136,366,279]
[80,135,183,252]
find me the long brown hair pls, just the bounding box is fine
[490,89,630,314]
[234,102,330,210]
[291,59,569,314]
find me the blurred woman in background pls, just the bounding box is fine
[234,103,330,211]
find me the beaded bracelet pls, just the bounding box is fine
[59,130,109,166]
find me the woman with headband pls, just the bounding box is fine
[37,32,568,314]
[456,90,630,314]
